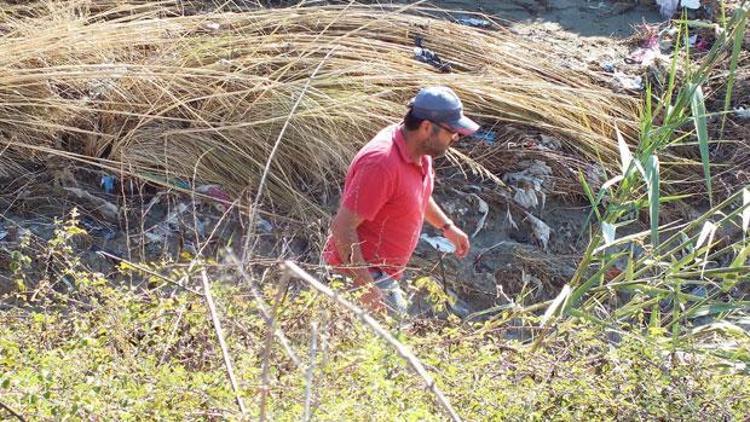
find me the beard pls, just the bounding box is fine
[425,136,449,158]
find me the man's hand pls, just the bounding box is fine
[358,283,386,314]
[444,225,470,258]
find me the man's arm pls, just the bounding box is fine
[425,196,470,258]
[330,206,384,312]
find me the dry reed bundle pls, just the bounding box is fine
[0,1,641,214]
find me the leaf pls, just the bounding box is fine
[690,83,713,206]
[721,13,747,136]
[695,221,717,251]
[616,126,633,177]
[645,155,660,247]
[743,188,750,234]
[602,221,616,246]
[541,284,571,327]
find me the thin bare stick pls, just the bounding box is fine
[259,272,290,422]
[242,47,338,262]
[228,256,302,368]
[283,261,462,422]
[200,269,247,416]
[0,400,25,422]
[303,321,319,422]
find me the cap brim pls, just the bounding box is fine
[446,115,480,137]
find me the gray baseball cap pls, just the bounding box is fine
[408,86,479,136]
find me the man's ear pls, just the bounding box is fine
[419,119,432,136]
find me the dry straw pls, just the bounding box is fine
[0,1,640,215]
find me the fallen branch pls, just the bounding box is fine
[0,400,25,422]
[283,261,462,422]
[200,269,246,417]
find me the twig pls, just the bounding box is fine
[229,256,302,368]
[0,400,26,422]
[303,321,319,422]
[200,269,246,416]
[283,261,463,422]
[259,272,290,422]
[95,250,203,296]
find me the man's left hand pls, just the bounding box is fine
[443,225,470,258]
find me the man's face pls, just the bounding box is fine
[423,121,460,157]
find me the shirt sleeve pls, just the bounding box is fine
[341,157,395,222]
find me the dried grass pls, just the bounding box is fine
[0,1,640,215]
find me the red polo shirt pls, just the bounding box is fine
[323,124,434,279]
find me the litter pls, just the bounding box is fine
[468,194,489,238]
[600,62,615,73]
[143,202,189,244]
[626,36,664,67]
[100,175,116,193]
[503,160,552,210]
[64,187,119,221]
[413,37,451,73]
[537,134,561,151]
[656,0,679,18]
[457,17,491,28]
[256,218,273,234]
[734,106,750,119]
[613,72,644,91]
[681,0,700,10]
[525,213,551,251]
[471,129,496,144]
[195,184,232,211]
[80,215,116,240]
[420,234,456,253]
[0,222,7,242]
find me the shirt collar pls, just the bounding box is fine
[394,124,419,165]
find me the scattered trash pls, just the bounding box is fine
[613,72,644,91]
[471,129,496,144]
[64,187,119,221]
[681,0,700,10]
[690,285,707,298]
[525,213,551,251]
[144,202,189,244]
[202,22,220,32]
[468,194,489,238]
[100,175,116,193]
[537,134,561,151]
[195,184,232,211]
[456,16,491,28]
[146,173,190,190]
[420,234,456,253]
[694,36,712,52]
[656,0,700,17]
[734,106,750,119]
[600,62,615,73]
[256,217,273,234]
[80,215,116,240]
[506,208,518,230]
[626,35,664,67]
[513,188,540,210]
[413,37,451,73]
[503,160,552,210]
[0,222,7,242]
[656,0,679,18]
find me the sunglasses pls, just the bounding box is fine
[431,121,461,140]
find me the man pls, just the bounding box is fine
[323,86,479,314]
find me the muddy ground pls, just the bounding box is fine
[0,0,704,316]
